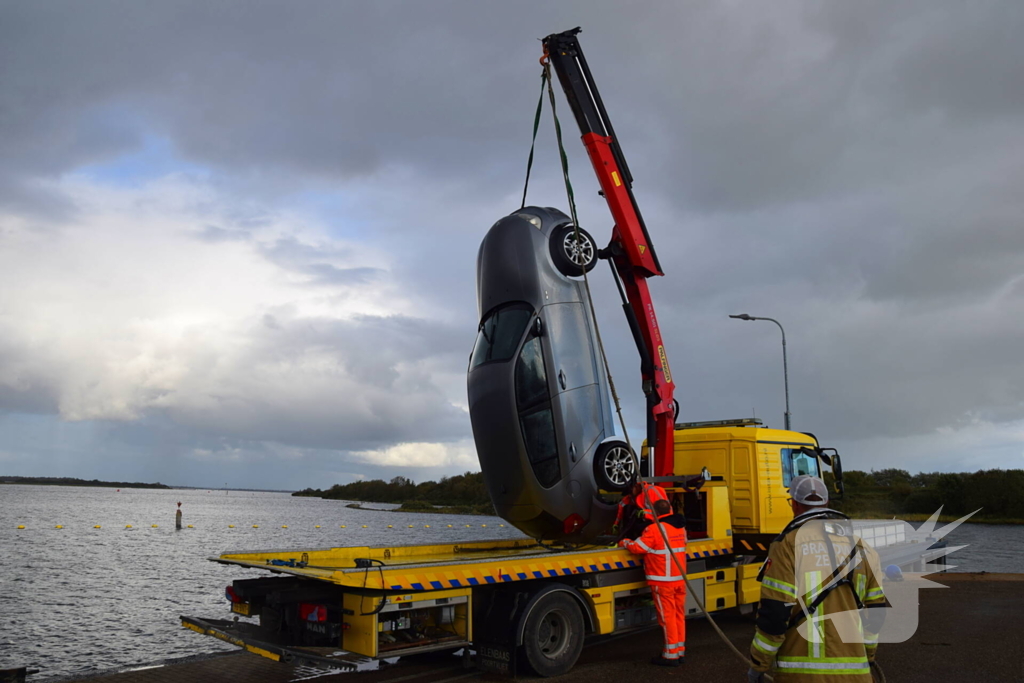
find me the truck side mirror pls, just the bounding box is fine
[533,317,544,337]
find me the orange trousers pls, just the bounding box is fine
[651,582,687,660]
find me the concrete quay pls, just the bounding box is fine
[69,573,1024,683]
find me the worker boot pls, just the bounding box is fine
[650,656,682,667]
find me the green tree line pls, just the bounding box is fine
[294,472,493,512]
[830,468,1024,521]
[1,475,170,489]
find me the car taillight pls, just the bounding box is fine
[299,603,328,622]
[225,585,242,603]
[563,513,585,535]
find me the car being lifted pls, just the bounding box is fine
[467,206,637,542]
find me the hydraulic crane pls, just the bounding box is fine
[541,28,676,479]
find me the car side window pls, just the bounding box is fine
[516,335,561,488]
[470,303,532,369]
[515,336,548,408]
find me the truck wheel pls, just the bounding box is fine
[594,440,636,492]
[550,224,597,277]
[521,592,585,677]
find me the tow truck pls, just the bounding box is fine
[181,29,850,676]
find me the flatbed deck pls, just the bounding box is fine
[214,536,734,591]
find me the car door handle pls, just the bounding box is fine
[558,369,567,390]
[569,442,577,462]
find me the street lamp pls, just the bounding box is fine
[729,313,791,431]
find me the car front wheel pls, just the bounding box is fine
[550,224,598,277]
[593,440,637,492]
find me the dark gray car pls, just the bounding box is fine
[467,207,637,542]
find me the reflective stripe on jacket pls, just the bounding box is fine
[620,512,687,582]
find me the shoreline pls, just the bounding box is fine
[343,502,493,516]
[845,510,1024,525]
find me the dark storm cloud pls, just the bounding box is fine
[161,310,470,451]
[3,0,1024,484]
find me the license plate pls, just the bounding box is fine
[231,602,251,616]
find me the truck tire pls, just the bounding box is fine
[550,224,597,277]
[593,440,636,492]
[520,591,585,677]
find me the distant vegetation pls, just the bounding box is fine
[828,468,1024,523]
[294,472,495,515]
[0,476,170,489]
[295,467,1024,523]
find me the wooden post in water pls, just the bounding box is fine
[175,501,183,530]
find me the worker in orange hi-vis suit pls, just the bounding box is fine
[615,481,670,539]
[620,498,688,667]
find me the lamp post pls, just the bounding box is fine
[729,313,791,431]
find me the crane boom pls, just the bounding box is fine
[542,27,676,478]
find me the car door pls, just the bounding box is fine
[541,302,605,474]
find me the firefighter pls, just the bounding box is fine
[620,498,687,667]
[615,480,669,540]
[747,475,887,682]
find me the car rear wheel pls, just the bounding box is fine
[550,224,597,277]
[594,440,637,492]
[521,591,585,677]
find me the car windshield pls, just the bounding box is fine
[781,447,820,486]
[469,303,533,369]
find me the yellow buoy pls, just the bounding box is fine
[500,524,505,527]
[340,525,346,528]
[228,524,235,528]
[447,524,453,528]
[362,525,368,528]
[252,524,259,528]
[408,525,414,528]
[481,524,487,527]
[387,524,393,528]
[424,525,430,528]
[187,524,193,528]
[94,525,102,529]
[17,525,25,529]
[55,525,63,529]
[152,524,158,528]
[282,525,288,528]
[315,525,320,529]
[125,524,132,528]
[465,524,471,528]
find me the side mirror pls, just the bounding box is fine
[533,317,544,337]
[818,452,833,467]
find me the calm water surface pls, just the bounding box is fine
[0,485,527,681]
[1,486,1020,680]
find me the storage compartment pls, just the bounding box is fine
[343,590,471,658]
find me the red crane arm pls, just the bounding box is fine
[542,28,676,478]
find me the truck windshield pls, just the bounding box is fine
[781,448,820,486]
[470,303,533,369]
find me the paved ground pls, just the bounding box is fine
[66,573,1024,683]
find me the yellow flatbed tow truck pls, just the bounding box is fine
[182,419,848,676]
[181,28,954,675]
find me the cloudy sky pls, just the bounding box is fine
[2,1,1022,489]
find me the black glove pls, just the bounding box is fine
[747,668,765,683]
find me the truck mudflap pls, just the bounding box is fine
[180,615,372,672]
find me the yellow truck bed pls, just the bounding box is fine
[214,536,734,591]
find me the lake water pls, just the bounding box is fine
[0,485,527,681]
[1,486,1021,681]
